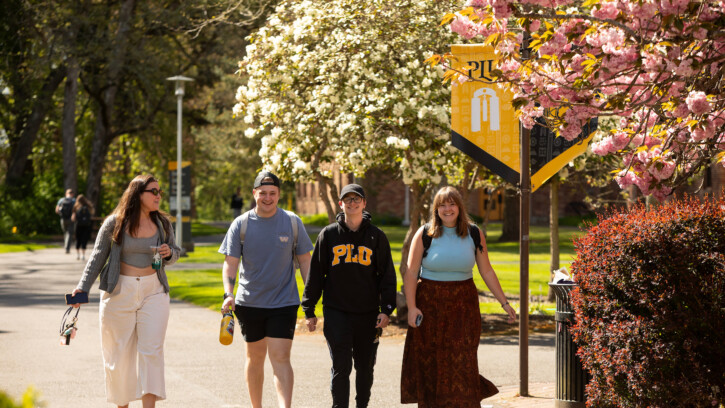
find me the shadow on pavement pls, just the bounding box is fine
[480,333,554,347]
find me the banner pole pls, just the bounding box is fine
[519,30,531,398]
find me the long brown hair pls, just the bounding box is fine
[111,175,170,244]
[427,186,472,239]
[72,194,95,215]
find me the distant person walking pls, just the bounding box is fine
[69,175,181,408]
[71,194,94,261]
[401,186,516,407]
[301,184,397,408]
[56,189,76,254]
[231,187,244,219]
[219,170,314,408]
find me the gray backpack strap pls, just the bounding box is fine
[284,210,300,269]
[238,211,250,256]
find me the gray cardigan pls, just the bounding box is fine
[76,214,181,294]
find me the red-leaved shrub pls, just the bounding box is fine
[570,195,725,407]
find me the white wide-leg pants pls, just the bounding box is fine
[100,274,170,406]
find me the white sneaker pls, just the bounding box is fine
[76,254,80,260]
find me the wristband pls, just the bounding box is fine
[223,292,234,300]
[501,301,510,308]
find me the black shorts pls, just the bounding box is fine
[235,304,299,342]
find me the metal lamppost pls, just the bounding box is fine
[166,75,193,247]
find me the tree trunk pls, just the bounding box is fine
[315,172,336,223]
[396,182,429,323]
[62,60,79,193]
[481,186,500,237]
[498,186,520,242]
[5,66,67,192]
[326,180,341,215]
[547,176,560,302]
[85,0,136,207]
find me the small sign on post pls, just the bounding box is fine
[169,161,193,253]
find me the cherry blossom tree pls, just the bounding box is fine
[433,0,725,200]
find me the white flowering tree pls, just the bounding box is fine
[430,0,725,201]
[235,0,476,283]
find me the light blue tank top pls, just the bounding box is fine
[420,226,475,281]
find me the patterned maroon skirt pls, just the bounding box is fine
[400,278,498,407]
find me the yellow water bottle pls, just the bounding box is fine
[219,310,234,345]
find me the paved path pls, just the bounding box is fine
[0,246,555,407]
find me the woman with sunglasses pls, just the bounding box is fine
[400,186,516,407]
[69,174,180,408]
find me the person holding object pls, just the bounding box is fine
[301,184,397,408]
[401,186,516,407]
[69,175,180,408]
[71,194,95,261]
[56,188,76,254]
[219,170,314,408]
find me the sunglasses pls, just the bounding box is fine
[143,188,163,196]
[342,196,363,204]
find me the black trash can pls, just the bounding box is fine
[549,282,589,408]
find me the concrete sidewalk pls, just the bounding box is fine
[0,246,555,407]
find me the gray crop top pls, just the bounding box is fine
[120,230,160,268]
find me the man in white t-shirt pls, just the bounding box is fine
[219,171,313,408]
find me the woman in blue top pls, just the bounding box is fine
[401,186,516,407]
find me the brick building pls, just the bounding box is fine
[296,164,725,223]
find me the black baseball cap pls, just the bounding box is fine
[253,171,280,189]
[339,184,365,200]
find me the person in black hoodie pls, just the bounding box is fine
[301,183,397,408]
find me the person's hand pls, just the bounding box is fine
[407,307,422,328]
[503,303,516,323]
[158,243,172,259]
[70,288,84,308]
[306,317,318,332]
[221,296,235,313]
[375,313,390,329]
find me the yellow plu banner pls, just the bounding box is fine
[450,44,520,185]
[450,44,597,191]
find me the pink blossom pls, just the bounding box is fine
[650,159,676,180]
[492,0,512,18]
[674,58,696,76]
[693,28,708,40]
[642,51,664,72]
[633,172,654,195]
[651,186,672,201]
[672,103,689,118]
[644,136,662,148]
[611,131,631,150]
[669,81,685,97]
[559,122,582,141]
[450,15,479,40]
[659,0,689,15]
[593,1,619,19]
[592,139,614,155]
[616,171,637,188]
[627,0,658,20]
[465,0,490,6]
[529,20,541,32]
[685,91,711,116]
[689,120,716,142]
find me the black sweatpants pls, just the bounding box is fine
[322,306,380,408]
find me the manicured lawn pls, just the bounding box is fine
[168,222,582,317]
[0,243,57,253]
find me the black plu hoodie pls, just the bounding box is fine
[301,211,397,318]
